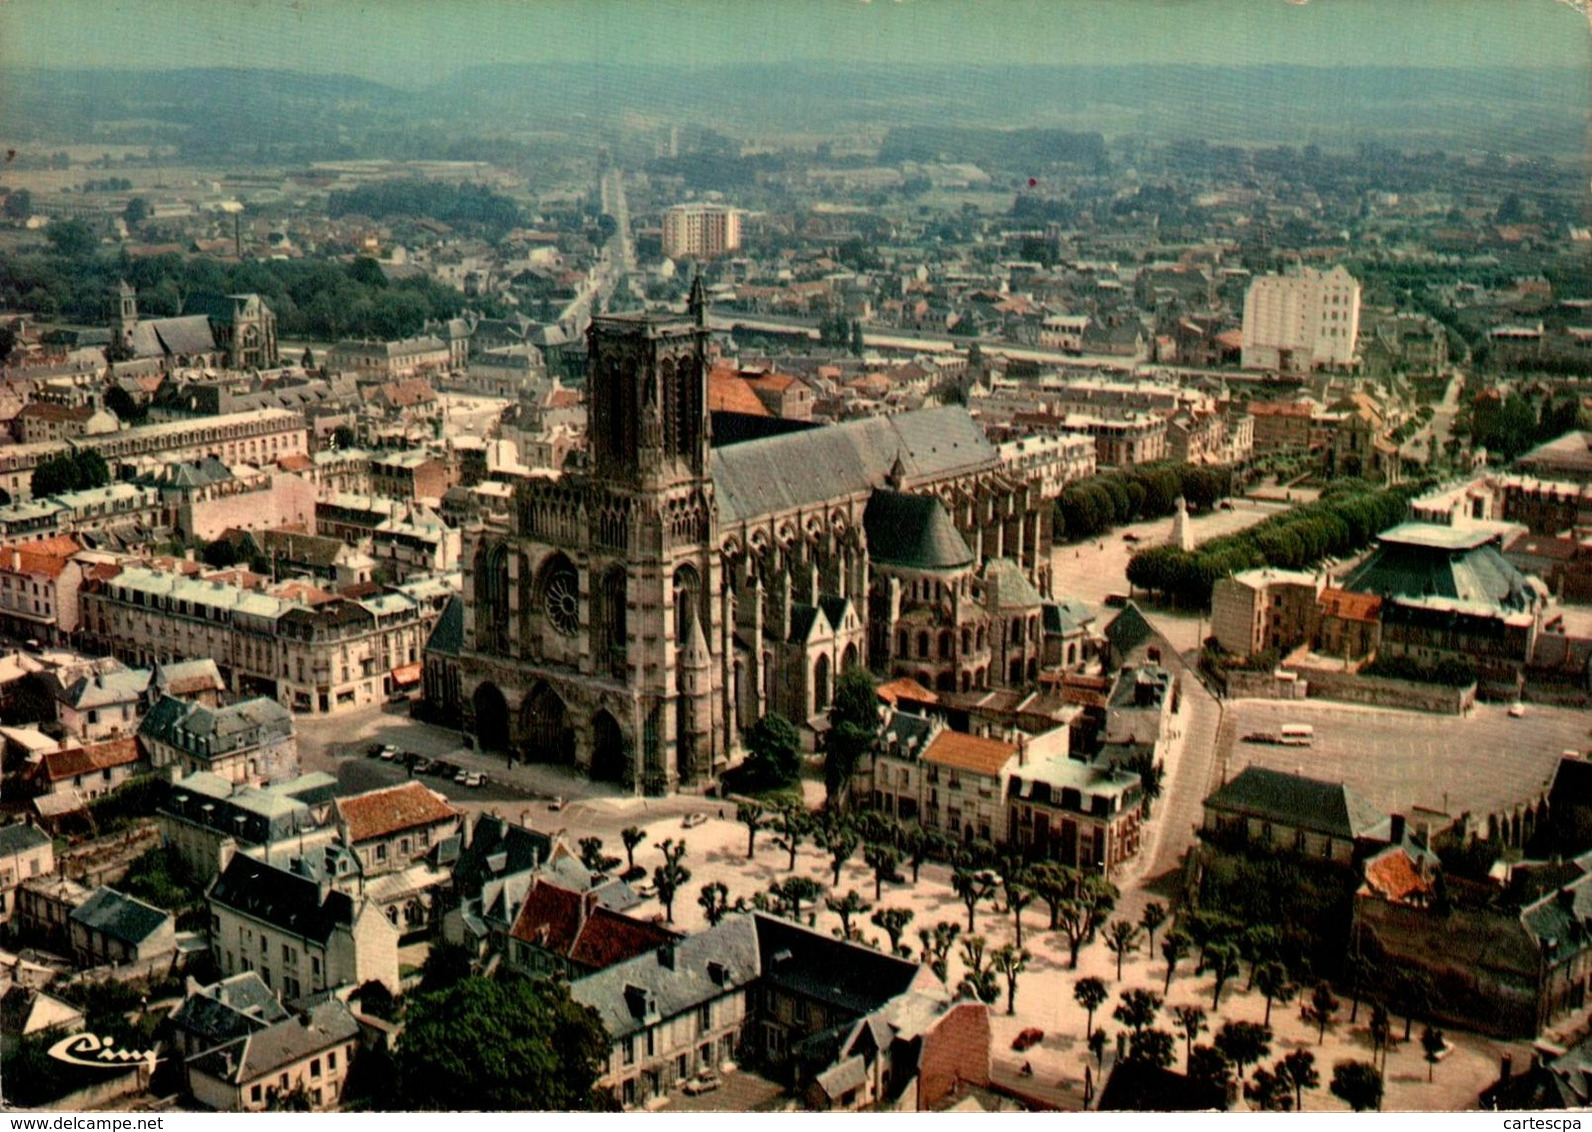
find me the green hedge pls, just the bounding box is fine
[1126,479,1430,609]
[1056,463,1234,541]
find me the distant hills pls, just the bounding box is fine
[1,62,1583,161]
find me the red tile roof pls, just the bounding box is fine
[508,879,677,971]
[335,781,457,844]
[34,738,141,783]
[1319,587,1381,623]
[876,677,938,707]
[922,729,1016,777]
[707,368,772,417]
[1362,849,1434,905]
[1,535,83,580]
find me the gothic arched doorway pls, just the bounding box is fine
[473,682,509,752]
[591,710,627,784]
[521,682,575,765]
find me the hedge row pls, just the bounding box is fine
[1055,463,1234,541]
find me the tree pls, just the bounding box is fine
[620,826,647,873]
[1280,1049,1320,1111]
[331,424,356,450]
[917,921,961,983]
[652,838,691,923]
[417,940,474,993]
[1161,929,1190,995]
[991,943,1030,1015]
[1241,924,1282,991]
[1187,1045,1235,1110]
[951,867,997,932]
[396,975,610,1110]
[824,667,878,807]
[1420,1025,1445,1083]
[3,188,32,220]
[1214,1021,1272,1084]
[698,881,732,926]
[1173,1005,1207,1067]
[1139,902,1167,953]
[31,449,109,499]
[1029,861,1073,929]
[1055,898,1093,969]
[745,712,802,786]
[1329,1060,1383,1112]
[302,347,316,370]
[200,536,241,569]
[578,836,620,878]
[103,383,146,424]
[825,889,871,937]
[770,803,811,872]
[870,906,914,956]
[1088,1027,1108,1069]
[1074,976,1109,1038]
[819,817,860,887]
[123,197,150,226]
[1245,1066,1293,1112]
[45,218,97,259]
[1303,980,1340,1045]
[1368,1002,1392,1070]
[736,800,765,860]
[956,935,999,1005]
[904,825,946,884]
[1112,988,1162,1034]
[1103,918,1143,982]
[864,842,901,901]
[1205,940,1242,1010]
[1253,962,1295,1027]
[1003,867,1036,947]
[768,875,823,920]
[351,979,397,1022]
[1127,1028,1177,1069]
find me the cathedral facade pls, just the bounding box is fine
[450,288,1055,795]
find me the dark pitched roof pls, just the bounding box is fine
[712,406,997,525]
[754,914,921,1018]
[425,596,464,657]
[187,998,359,1086]
[509,878,677,971]
[208,855,357,944]
[1205,766,1385,840]
[1103,602,1156,660]
[451,816,554,902]
[863,490,974,570]
[69,886,172,946]
[0,822,51,857]
[169,972,288,1051]
[1341,524,1538,612]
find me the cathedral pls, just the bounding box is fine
[111,281,279,370]
[446,283,1056,795]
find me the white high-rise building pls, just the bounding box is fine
[662,203,741,260]
[1241,265,1361,372]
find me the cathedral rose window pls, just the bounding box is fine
[543,561,581,637]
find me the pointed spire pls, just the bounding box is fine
[887,449,907,489]
[688,272,707,329]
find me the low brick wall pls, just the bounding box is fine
[1290,665,1475,715]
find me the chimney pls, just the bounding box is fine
[580,889,598,932]
[657,941,676,970]
[1390,814,1406,845]
[462,809,476,847]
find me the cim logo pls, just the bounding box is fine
[46,1032,158,1070]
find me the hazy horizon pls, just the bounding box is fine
[2,0,1587,89]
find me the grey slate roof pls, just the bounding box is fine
[187,997,359,1085]
[1205,766,1385,841]
[208,855,357,945]
[1103,602,1157,660]
[152,316,221,359]
[0,822,51,857]
[169,972,288,1051]
[1521,872,1592,958]
[140,695,293,759]
[863,491,973,570]
[70,886,173,946]
[982,556,1043,608]
[425,596,464,658]
[712,406,997,525]
[1342,524,1538,612]
[1044,598,1094,636]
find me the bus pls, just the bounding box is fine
[1279,724,1314,747]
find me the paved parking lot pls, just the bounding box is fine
[1221,697,1590,823]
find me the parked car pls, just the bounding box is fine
[1012,1028,1045,1052]
[1104,593,1130,608]
[1509,702,1527,718]
[635,883,658,899]
[455,768,471,784]
[548,796,565,812]
[378,745,399,761]
[1121,532,1139,543]
[681,1071,721,1096]
[465,771,487,788]
[682,812,708,829]
[411,758,433,775]
[430,760,458,778]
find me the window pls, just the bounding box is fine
[311,1058,321,1078]
[645,1029,655,1058]
[622,1036,635,1066]
[251,1085,262,1104]
[327,1051,337,1072]
[375,844,387,861]
[698,1003,711,1035]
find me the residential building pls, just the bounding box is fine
[1241,266,1361,372]
[68,885,177,969]
[140,695,298,787]
[332,780,459,879]
[0,534,89,645]
[662,203,741,259]
[369,450,456,504]
[1005,746,1144,874]
[158,771,335,883]
[168,971,289,1062]
[28,737,146,803]
[186,996,360,1112]
[15,874,92,951]
[1210,568,1324,659]
[327,336,452,380]
[0,821,53,926]
[1202,765,1385,865]
[505,878,678,980]
[207,854,401,998]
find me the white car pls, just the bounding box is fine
[378,745,399,761]
[465,771,487,788]
[1508,703,1527,718]
[682,812,708,829]
[455,768,471,784]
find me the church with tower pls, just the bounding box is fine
[444,283,1058,795]
[111,280,279,370]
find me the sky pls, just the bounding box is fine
[1,0,1587,86]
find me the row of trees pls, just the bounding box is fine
[327,179,524,241]
[1126,479,1425,609]
[1055,463,1234,542]
[0,245,499,343]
